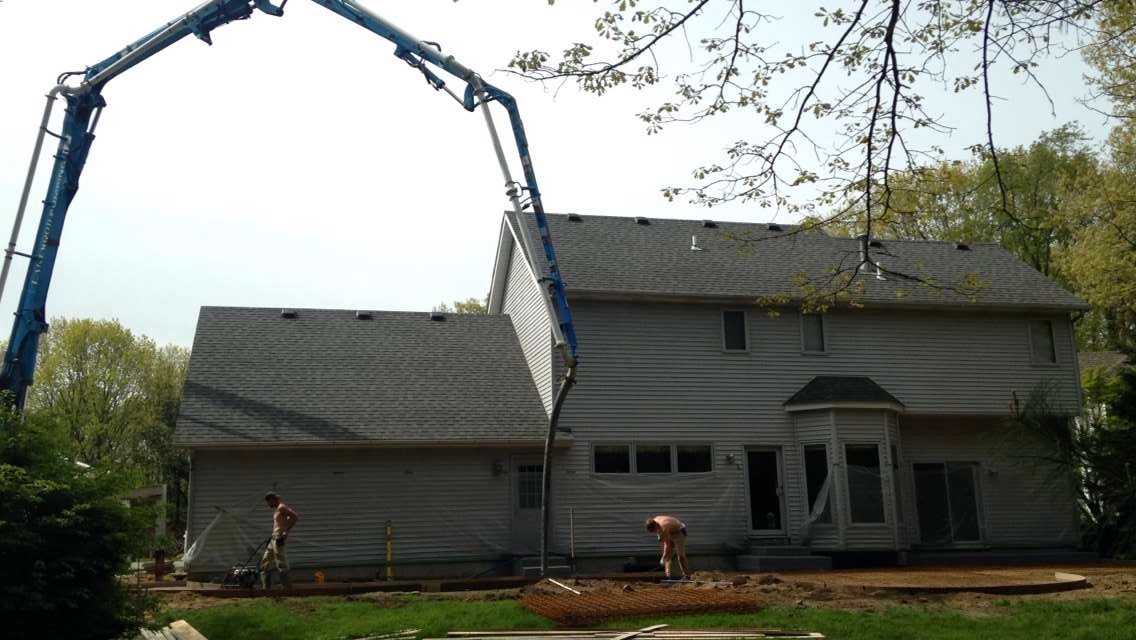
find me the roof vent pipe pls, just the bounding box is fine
[857,234,871,272]
[690,235,702,251]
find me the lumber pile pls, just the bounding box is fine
[138,619,208,640]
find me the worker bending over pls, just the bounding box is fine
[262,492,299,589]
[645,515,690,579]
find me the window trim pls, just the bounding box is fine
[1027,319,1059,366]
[721,309,750,352]
[799,311,827,354]
[842,442,888,525]
[675,443,715,474]
[591,443,632,474]
[633,443,675,474]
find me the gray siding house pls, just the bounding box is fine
[176,309,554,578]
[490,213,1086,568]
[177,214,1088,578]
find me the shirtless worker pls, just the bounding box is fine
[261,492,299,589]
[645,514,690,579]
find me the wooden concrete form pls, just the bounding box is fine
[161,573,669,598]
[437,626,824,639]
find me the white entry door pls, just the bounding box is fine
[511,456,543,554]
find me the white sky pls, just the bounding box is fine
[0,0,1112,347]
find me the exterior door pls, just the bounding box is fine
[913,462,983,545]
[746,449,785,533]
[511,456,543,554]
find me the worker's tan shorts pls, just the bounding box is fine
[261,538,289,573]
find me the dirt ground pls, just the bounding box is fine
[519,563,1136,614]
[157,562,1136,615]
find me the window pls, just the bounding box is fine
[597,443,715,474]
[845,444,885,523]
[803,445,832,524]
[677,445,713,473]
[1029,320,1057,364]
[516,464,543,509]
[722,310,748,351]
[801,313,826,352]
[594,445,631,473]
[636,444,672,473]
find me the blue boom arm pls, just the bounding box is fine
[0,0,578,408]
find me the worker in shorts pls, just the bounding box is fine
[261,492,299,589]
[645,515,690,579]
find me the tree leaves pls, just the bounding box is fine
[25,318,188,483]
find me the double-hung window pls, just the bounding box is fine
[722,310,748,351]
[801,313,826,353]
[803,444,833,524]
[1029,319,1057,364]
[845,444,886,523]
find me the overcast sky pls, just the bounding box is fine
[0,0,1112,347]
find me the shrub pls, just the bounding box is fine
[0,409,153,640]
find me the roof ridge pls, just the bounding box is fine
[862,237,1001,246]
[510,210,799,228]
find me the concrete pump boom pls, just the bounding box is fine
[1,0,577,575]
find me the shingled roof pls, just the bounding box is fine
[785,376,904,409]
[174,307,549,447]
[503,212,1088,311]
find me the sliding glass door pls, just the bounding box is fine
[913,462,983,545]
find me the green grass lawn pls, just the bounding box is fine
[157,595,1136,640]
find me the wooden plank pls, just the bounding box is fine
[168,620,209,640]
[355,631,421,640]
[612,624,670,640]
[546,579,582,595]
